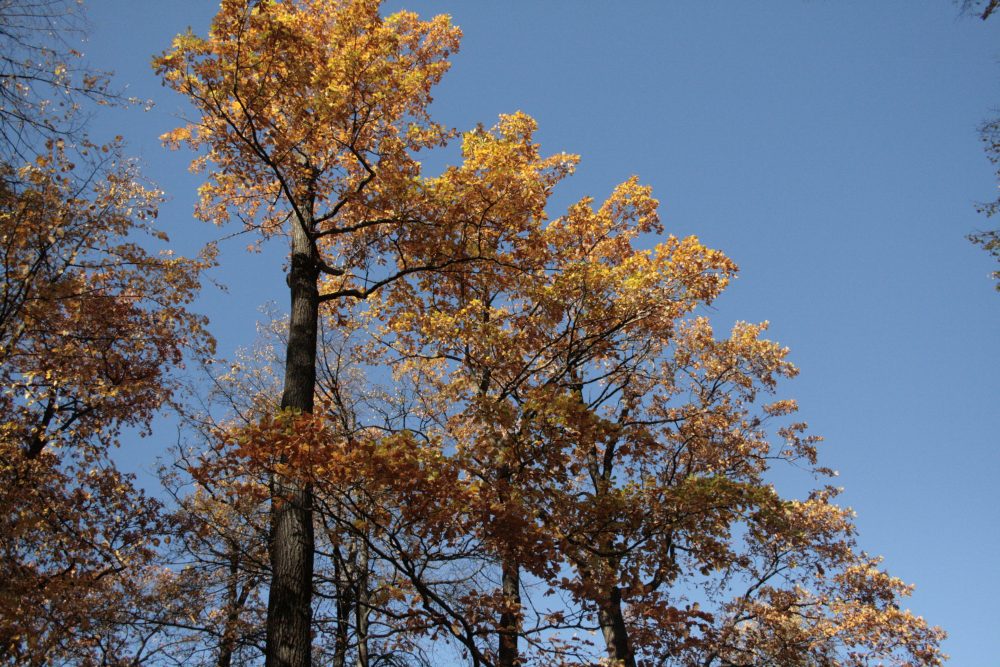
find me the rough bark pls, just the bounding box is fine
[497,557,521,667]
[598,586,636,667]
[216,550,240,667]
[266,219,319,667]
[331,547,351,667]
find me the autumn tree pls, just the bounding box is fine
[157,2,945,665]
[360,114,579,666]
[372,114,946,666]
[166,312,448,666]
[0,126,212,667]
[0,0,213,661]
[154,1,487,664]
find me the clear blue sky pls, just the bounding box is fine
[85,1,998,664]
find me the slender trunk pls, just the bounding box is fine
[216,551,240,667]
[493,458,522,667]
[331,544,351,667]
[354,538,370,667]
[266,220,319,667]
[497,557,521,667]
[598,586,635,667]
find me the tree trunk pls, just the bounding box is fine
[497,556,521,667]
[354,538,370,667]
[216,551,240,667]
[266,220,319,667]
[598,586,635,667]
[493,457,522,667]
[331,544,351,667]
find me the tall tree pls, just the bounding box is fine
[156,1,464,663]
[373,114,946,666]
[157,3,946,664]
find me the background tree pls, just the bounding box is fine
[0,0,119,162]
[960,0,1000,288]
[0,0,212,661]
[152,451,270,666]
[969,116,1000,289]
[169,312,450,667]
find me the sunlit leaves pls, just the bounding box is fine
[148,2,945,665]
[154,0,460,244]
[363,113,944,665]
[0,145,213,461]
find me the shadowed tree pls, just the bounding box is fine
[0,1,212,661]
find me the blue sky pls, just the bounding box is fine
[85,1,998,663]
